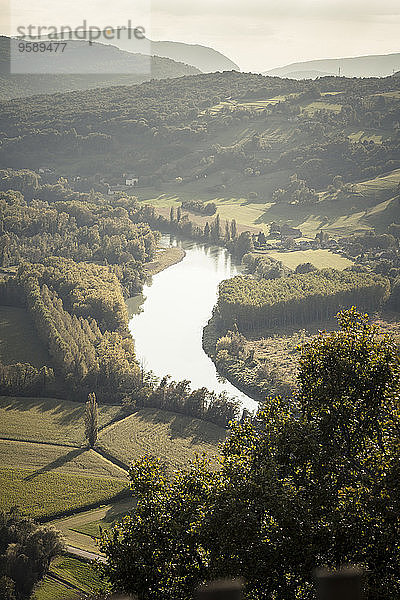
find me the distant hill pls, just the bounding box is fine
[281,70,335,80]
[0,36,200,100]
[149,40,239,73]
[23,29,240,73]
[264,53,400,79]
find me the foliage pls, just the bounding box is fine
[0,361,54,396]
[242,253,288,279]
[101,310,400,600]
[17,265,140,403]
[0,183,159,297]
[217,270,390,329]
[0,508,64,599]
[85,393,98,448]
[272,173,319,205]
[180,200,217,216]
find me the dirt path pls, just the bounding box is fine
[51,499,135,554]
[66,545,106,564]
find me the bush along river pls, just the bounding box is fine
[127,234,259,414]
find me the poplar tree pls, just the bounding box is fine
[85,392,98,448]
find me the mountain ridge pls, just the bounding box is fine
[264,52,400,79]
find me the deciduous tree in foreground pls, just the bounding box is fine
[101,308,400,600]
[0,508,64,599]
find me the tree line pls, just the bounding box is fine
[216,269,390,330]
[1,258,241,426]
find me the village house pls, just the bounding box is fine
[125,174,139,186]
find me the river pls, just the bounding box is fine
[127,234,259,413]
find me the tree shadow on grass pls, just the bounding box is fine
[0,397,84,426]
[132,408,227,445]
[23,447,86,481]
[103,498,137,523]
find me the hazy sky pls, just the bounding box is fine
[2,0,400,71]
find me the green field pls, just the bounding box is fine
[0,466,127,519]
[98,407,226,472]
[0,306,52,367]
[0,439,127,479]
[0,396,122,446]
[33,574,77,600]
[302,100,342,115]
[136,164,400,239]
[51,499,136,553]
[355,168,400,194]
[33,556,108,600]
[264,249,353,270]
[0,397,224,530]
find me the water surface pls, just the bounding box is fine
[127,235,258,413]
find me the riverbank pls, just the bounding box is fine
[144,246,186,277]
[202,314,298,404]
[202,315,268,404]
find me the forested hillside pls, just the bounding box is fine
[0,70,399,240]
[0,36,200,100]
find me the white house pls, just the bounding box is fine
[125,174,139,186]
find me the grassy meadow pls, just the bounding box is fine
[33,556,108,600]
[263,249,353,270]
[0,466,127,519]
[135,165,400,239]
[51,499,136,553]
[0,396,122,446]
[0,396,224,529]
[98,407,226,472]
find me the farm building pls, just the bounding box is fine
[125,174,139,186]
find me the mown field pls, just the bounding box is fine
[33,556,108,600]
[0,396,225,529]
[0,466,127,519]
[0,396,123,446]
[263,249,353,270]
[98,407,226,472]
[0,439,127,478]
[51,499,135,553]
[135,165,400,239]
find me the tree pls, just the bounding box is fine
[169,206,175,223]
[295,262,317,274]
[0,508,64,599]
[231,231,254,258]
[230,219,238,240]
[224,220,230,242]
[101,310,400,600]
[0,577,16,600]
[85,392,98,448]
